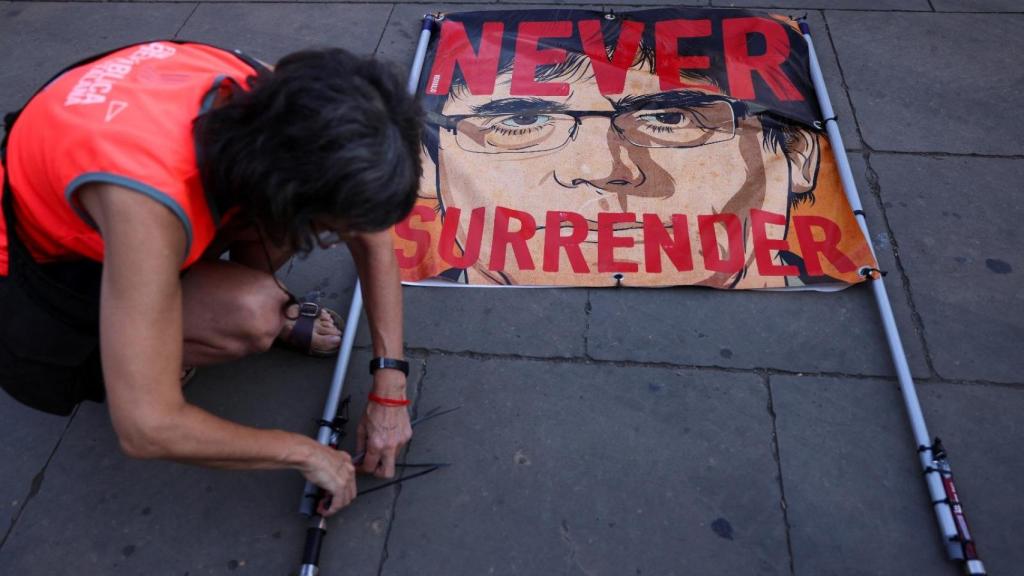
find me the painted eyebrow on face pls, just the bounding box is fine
[470,97,571,115]
[614,91,730,113]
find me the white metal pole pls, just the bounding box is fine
[297,13,438,517]
[799,21,983,573]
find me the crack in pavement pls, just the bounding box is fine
[376,357,429,576]
[764,374,796,576]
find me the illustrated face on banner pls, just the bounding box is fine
[400,10,871,288]
[434,62,819,287]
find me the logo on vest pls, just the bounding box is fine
[105,101,129,122]
[64,43,177,107]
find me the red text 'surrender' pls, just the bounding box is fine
[395,207,857,277]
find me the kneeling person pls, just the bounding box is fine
[0,41,422,516]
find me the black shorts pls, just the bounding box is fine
[0,254,105,416]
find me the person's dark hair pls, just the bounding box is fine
[195,48,422,253]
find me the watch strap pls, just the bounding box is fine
[369,357,409,377]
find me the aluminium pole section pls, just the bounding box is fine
[800,20,985,576]
[296,14,437,576]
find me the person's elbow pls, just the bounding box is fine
[113,405,185,460]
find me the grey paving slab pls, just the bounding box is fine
[383,355,789,576]
[870,153,1024,383]
[587,151,932,379]
[713,0,930,8]
[588,284,926,377]
[0,349,421,575]
[771,375,959,576]
[0,393,68,539]
[919,382,1024,576]
[178,2,394,62]
[931,0,1024,11]
[827,11,1024,155]
[0,2,193,113]
[358,285,591,358]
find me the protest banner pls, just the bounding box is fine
[394,8,875,289]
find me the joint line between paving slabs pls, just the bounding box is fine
[0,405,80,552]
[869,149,1024,161]
[173,3,200,40]
[821,11,939,378]
[819,10,863,147]
[373,4,396,56]
[394,347,1024,388]
[763,374,796,576]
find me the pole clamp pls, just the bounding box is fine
[315,396,351,440]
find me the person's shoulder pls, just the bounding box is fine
[77,183,186,240]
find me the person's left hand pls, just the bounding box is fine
[356,371,413,478]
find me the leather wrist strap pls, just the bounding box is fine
[369,357,409,377]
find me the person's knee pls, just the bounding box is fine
[235,275,288,354]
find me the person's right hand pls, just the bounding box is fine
[301,444,357,516]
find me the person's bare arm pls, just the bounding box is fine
[347,229,412,478]
[78,184,355,515]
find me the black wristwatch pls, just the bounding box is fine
[369,357,409,377]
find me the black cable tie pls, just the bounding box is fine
[396,462,451,469]
[314,418,347,435]
[410,405,461,428]
[923,466,940,475]
[932,497,951,506]
[860,267,888,281]
[824,114,839,124]
[853,209,866,217]
[357,464,444,496]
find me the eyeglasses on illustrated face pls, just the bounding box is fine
[427,98,740,154]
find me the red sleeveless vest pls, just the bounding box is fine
[0,41,261,276]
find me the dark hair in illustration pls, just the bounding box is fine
[195,48,423,254]
[419,11,819,208]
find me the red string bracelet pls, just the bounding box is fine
[368,393,411,407]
